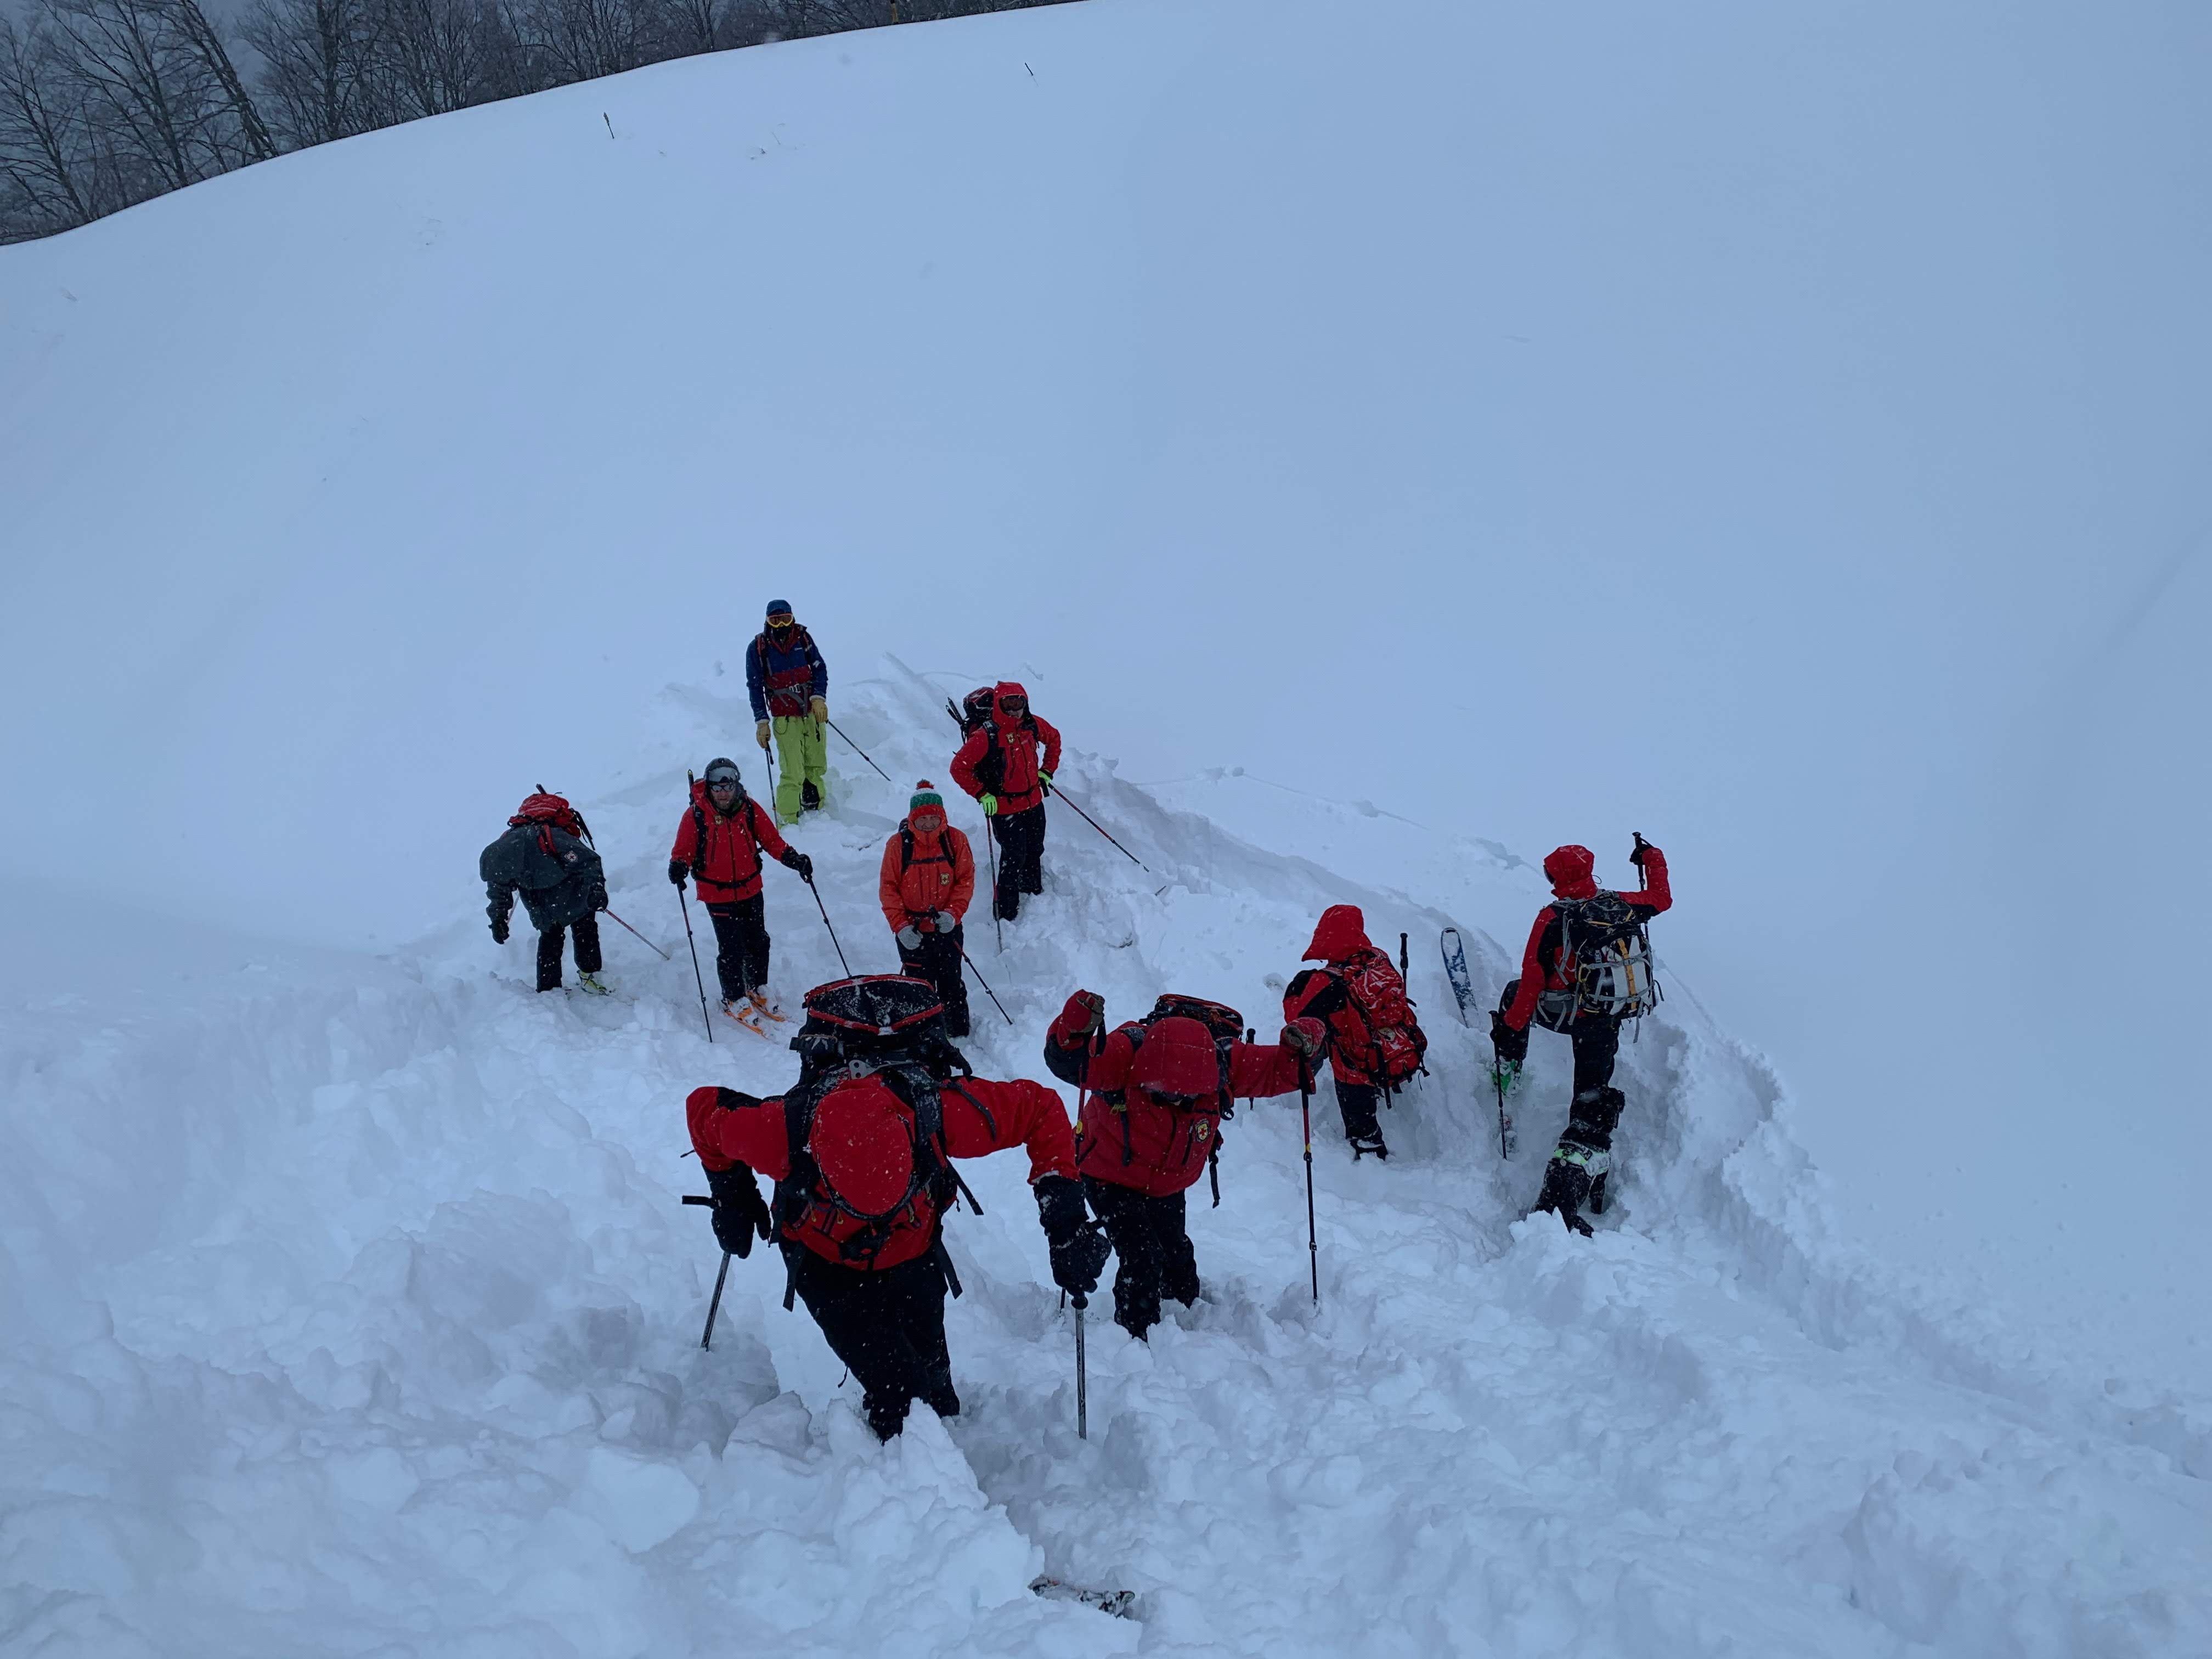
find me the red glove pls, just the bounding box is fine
[1059,990,1106,1037]
[1282,1017,1327,1059]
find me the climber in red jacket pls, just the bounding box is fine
[950,682,1061,922]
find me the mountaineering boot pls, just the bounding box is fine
[576,972,612,997]
[801,778,822,813]
[1348,1132,1390,1161]
[1534,1139,1608,1236]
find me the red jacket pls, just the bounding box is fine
[670,780,792,905]
[1283,906,1425,1088]
[685,1075,1077,1269]
[1046,997,1311,1197]
[878,819,977,932]
[950,682,1062,816]
[1503,843,1672,1031]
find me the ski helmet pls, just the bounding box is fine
[703,758,743,790]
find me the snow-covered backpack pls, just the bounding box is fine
[771,977,983,1299]
[1548,891,1662,1024]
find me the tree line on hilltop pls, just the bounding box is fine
[1,0,1065,242]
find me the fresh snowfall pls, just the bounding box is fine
[3,0,2209,1655]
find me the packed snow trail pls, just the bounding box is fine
[3,662,2205,1657]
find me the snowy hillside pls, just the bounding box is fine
[5,0,2211,1651]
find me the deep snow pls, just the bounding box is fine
[4,0,2211,1650]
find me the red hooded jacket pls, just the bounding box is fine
[1282,905,1425,1088]
[1046,997,1314,1197]
[685,1074,1077,1271]
[878,817,977,932]
[670,780,792,905]
[950,682,1063,816]
[1502,843,1672,1031]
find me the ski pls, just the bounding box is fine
[1029,1577,1138,1620]
[1439,927,1476,1027]
[720,1002,771,1039]
[746,991,789,1023]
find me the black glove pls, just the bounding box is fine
[668,859,689,887]
[1630,832,1650,867]
[588,881,608,912]
[1036,1174,1110,1297]
[1490,1009,1528,1066]
[490,916,510,944]
[705,1161,772,1259]
[781,849,813,882]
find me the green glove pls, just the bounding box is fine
[1039,770,1054,792]
[980,793,999,816]
[1490,1060,1521,1093]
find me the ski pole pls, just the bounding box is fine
[981,808,1004,953]
[804,873,852,977]
[601,906,672,961]
[1071,1290,1089,1439]
[1400,932,1409,979]
[959,946,1013,1025]
[677,884,715,1042]
[1044,782,1148,872]
[681,1196,736,1347]
[825,717,891,782]
[1299,1071,1319,1303]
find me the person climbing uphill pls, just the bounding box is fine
[480,790,611,995]
[746,600,830,826]
[685,975,1107,1440]
[877,781,976,1037]
[1491,836,1672,1235]
[1043,990,1324,1339]
[1282,905,1429,1159]
[950,681,1060,923]
[668,757,814,1033]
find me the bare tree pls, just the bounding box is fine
[244,0,378,146]
[1,12,99,235]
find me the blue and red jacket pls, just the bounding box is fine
[746,625,828,720]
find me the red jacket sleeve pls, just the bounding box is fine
[1226,1037,1310,1101]
[672,809,700,866]
[939,1076,1078,1182]
[1504,909,1556,1032]
[749,798,792,864]
[1036,716,1063,777]
[946,828,976,920]
[949,729,989,799]
[686,1085,793,1178]
[1628,846,1672,915]
[878,838,906,932]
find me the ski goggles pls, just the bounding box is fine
[999,696,1028,712]
[707,775,741,791]
[765,612,795,628]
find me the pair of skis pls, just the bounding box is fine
[1440,926,1515,1160]
[721,992,788,1040]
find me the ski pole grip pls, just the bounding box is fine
[682,1194,717,1207]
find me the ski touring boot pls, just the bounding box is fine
[576,972,613,997]
[720,998,769,1037]
[746,988,789,1024]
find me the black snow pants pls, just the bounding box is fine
[1333,1079,1383,1142]
[786,1244,958,1441]
[896,923,970,1037]
[1082,1176,1199,1340]
[706,896,770,1002]
[991,804,1046,921]
[535,913,602,992]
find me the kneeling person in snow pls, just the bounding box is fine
[1044,991,1324,1339]
[1491,837,1671,1235]
[480,791,610,994]
[685,976,1108,1440]
[877,781,975,1037]
[1281,905,1429,1159]
[950,682,1060,923]
[668,758,813,1026]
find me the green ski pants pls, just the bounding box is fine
[770,714,827,825]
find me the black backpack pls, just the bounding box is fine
[772,976,983,1302]
[1547,892,1662,1024]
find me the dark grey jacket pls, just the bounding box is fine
[481,823,605,932]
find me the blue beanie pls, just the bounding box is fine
[765,599,793,619]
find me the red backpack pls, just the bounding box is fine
[509,790,589,852]
[1286,954,1427,1086]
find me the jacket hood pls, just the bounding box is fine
[1130,1016,1221,1097]
[993,681,1029,718]
[1544,845,1599,900]
[1304,904,1372,963]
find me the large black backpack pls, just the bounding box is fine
[1545,892,1662,1025]
[773,976,982,1302]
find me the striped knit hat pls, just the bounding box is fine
[910,781,944,814]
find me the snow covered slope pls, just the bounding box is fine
[4,0,2211,1651]
[3,663,2208,1656]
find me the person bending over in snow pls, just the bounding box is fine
[746,599,830,827]
[480,790,611,995]
[1491,836,1672,1235]
[685,975,1109,1441]
[1043,991,1325,1339]
[877,781,975,1037]
[668,758,813,1034]
[1281,905,1429,1160]
[950,682,1060,923]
